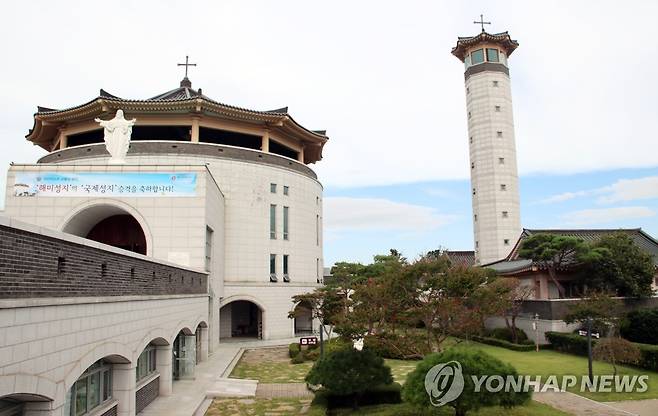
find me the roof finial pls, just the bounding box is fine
[177,55,197,87]
[473,14,491,33]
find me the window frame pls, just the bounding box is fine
[471,49,484,65]
[486,48,499,63]
[136,345,157,382]
[283,206,289,240]
[270,183,277,193]
[270,204,277,239]
[67,360,113,416]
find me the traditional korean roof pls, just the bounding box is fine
[484,228,658,274]
[445,250,476,267]
[451,31,519,62]
[26,78,327,158]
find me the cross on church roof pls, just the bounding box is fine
[473,14,491,32]
[177,55,197,78]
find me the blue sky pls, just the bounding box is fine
[1,1,657,266]
[323,168,658,264]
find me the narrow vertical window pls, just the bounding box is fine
[316,215,320,246]
[269,254,277,282]
[283,206,289,240]
[270,204,276,239]
[283,186,289,196]
[270,183,277,193]
[499,157,505,165]
[283,255,289,282]
[504,239,510,245]
[493,80,499,87]
[495,105,501,112]
[500,184,507,191]
[471,162,475,169]
[205,226,213,272]
[316,258,320,283]
[497,131,503,138]
[469,136,473,144]
[502,211,509,218]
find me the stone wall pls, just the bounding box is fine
[0,222,207,299]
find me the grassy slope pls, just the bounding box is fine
[454,341,657,402]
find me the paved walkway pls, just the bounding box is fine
[604,399,658,416]
[534,390,638,416]
[140,337,300,416]
[256,383,313,399]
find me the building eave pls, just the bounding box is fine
[451,31,519,62]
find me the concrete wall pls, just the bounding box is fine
[465,65,521,264]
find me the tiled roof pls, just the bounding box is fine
[451,31,519,61]
[485,228,658,274]
[445,250,476,267]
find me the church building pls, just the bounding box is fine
[0,69,326,415]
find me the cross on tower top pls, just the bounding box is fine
[473,14,491,32]
[177,55,197,78]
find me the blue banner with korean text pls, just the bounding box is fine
[14,172,197,197]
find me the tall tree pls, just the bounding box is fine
[586,233,655,297]
[519,234,592,298]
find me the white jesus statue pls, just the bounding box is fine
[95,109,136,164]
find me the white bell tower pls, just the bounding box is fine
[452,18,522,265]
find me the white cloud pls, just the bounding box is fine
[561,206,655,226]
[2,1,658,193]
[539,176,658,205]
[324,197,455,231]
[597,177,658,203]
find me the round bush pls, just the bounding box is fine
[305,348,393,406]
[402,348,530,416]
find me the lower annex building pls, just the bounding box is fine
[0,75,327,415]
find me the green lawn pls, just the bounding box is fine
[454,341,658,402]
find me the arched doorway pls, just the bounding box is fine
[293,301,314,336]
[0,394,50,416]
[62,204,148,255]
[219,300,263,340]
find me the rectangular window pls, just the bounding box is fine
[500,184,507,191]
[270,254,276,277]
[502,211,508,218]
[74,379,87,416]
[497,131,503,138]
[283,254,289,277]
[499,157,505,164]
[471,162,475,169]
[495,105,501,112]
[88,373,100,410]
[270,183,277,193]
[493,80,499,87]
[283,206,289,240]
[205,226,213,272]
[487,48,499,62]
[136,346,157,382]
[316,215,320,246]
[471,49,484,64]
[270,204,276,239]
[504,239,510,245]
[283,186,289,195]
[316,258,320,283]
[474,214,477,221]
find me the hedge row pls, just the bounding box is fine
[472,336,537,351]
[545,331,658,372]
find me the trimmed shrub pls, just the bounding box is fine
[313,383,402,409]
[289,342,301,358]
[621,308,658,345]
[545,332,658,372]
[472,336,536,351]
[402,349,530,416]
[306,348,393,409]
[363,333,428,360]
[291,352,306,364]
[487,327,529,343]
[304,338,351,361]
[545,331,591,356]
